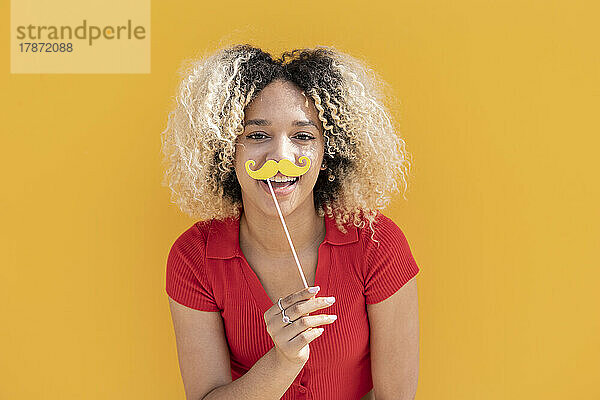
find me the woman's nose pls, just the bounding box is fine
[268,135,296,161]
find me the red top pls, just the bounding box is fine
[166,211,420,400]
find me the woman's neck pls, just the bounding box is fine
[240,205,325,260]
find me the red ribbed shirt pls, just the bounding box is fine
[165,211,420,400]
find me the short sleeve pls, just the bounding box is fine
[165,225,220,312]
[364,215,420,304]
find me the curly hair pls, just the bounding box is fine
[161,44,413,238]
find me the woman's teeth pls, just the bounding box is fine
[261,177,299,186]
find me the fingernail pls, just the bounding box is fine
[325,296,336,304]
[308,286,320,293]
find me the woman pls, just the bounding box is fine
[162,44,420,400]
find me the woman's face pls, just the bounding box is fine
[234,79,326,217]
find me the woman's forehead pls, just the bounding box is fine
[249,80,305,104]
[244,81,320,124]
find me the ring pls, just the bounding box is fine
[277,297,292,325]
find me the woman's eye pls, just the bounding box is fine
[295,133,315,140]
[247,132,268,140]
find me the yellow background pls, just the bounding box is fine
[2,0,599,398]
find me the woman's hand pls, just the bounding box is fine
[263,286,337,366]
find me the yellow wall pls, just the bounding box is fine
[2,0,599,398]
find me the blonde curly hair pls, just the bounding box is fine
[161,44,413,237]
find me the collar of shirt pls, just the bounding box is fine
[206,213,359,259]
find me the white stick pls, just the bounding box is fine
[266,178,309,288]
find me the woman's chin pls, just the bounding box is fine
[260,199,297,218]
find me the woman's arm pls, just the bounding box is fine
[204,347,304,400]
[367,277,419,400]
[168,297,304,400]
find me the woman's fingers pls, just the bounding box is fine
[286,296,336,322]
[279,286,320,310]
[287,327,325,355]
[285,314,338,340]
[264,286,319,328]
[266,286,321,322]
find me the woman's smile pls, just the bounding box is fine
[258,174,301,196]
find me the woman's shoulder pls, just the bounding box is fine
[165,220,222,311]
[357,211,420,304]
[355,211,404,241]
[168,216,239,261]
[167,219,214,264]
[353,211,416,259]
[171,220,212,247]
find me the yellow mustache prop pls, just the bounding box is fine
[245,156,311,180]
